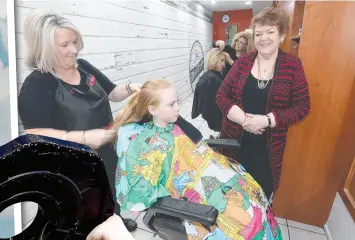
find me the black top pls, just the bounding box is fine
[212,41,237,78]
[18,59,116,130]
[239,73,274,198]
[18,59,121,214]
[242,73,271,146]
[191,70,223,132]
[176,116,203,143]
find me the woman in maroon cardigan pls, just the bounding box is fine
[216,7,310,202]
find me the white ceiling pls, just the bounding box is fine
[198,0,253,12]
[196,0,273,15]
[251,1,273,15]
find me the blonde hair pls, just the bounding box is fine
[206,48,225,71]
[231,30,254,54]
[112,79,174,132]
[251,7,289,36]
[24,12,84,75]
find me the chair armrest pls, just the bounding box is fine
[204,139,241,148]
[143,197,218,232]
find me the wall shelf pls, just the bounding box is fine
[291,35,301,43]
[277,0,305,56]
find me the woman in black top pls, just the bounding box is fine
[191,48,226,132]
[18,12,140,233]
[213,29,254,77]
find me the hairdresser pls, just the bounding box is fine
[18,12,141,232]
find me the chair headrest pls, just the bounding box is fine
[0,134,115,239]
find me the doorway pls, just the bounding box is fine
[226,24,238,46]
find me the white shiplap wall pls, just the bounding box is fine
[15,0,212,134]
[16,0,212,228]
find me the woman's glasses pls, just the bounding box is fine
[236,39,246,46]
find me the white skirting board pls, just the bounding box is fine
[324,224,333,240]
[325,193,355,240]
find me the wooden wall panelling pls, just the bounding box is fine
[289,1,305,56]
[277,0,305,56]
[273,1,355,227]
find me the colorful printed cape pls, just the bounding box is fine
[115,121,283,240]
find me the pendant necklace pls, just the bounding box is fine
[257,57,276,90]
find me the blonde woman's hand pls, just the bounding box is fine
[86,214,135,240]
[128,83,142,93]
[215,40,226,50]
[222,52,234,65]
[84,129,116,149]
[222,52,231,60]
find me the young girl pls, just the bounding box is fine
[112,79,283,240]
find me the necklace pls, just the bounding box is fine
[257,57,276,89]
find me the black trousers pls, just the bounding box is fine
[238,142,274,200]
[97,144,121,215]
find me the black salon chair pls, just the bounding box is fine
[0,134,115,240]
[0,129,239,239]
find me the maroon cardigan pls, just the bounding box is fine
[216,49,310,192]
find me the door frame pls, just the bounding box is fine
[339,157,355,221]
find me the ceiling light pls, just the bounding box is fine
[211,0,216,4]
[245,1,252,5]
